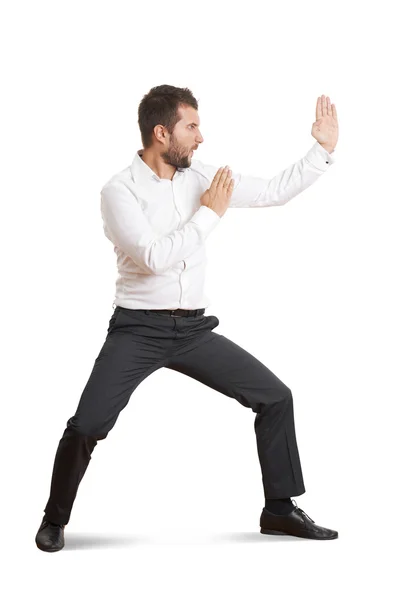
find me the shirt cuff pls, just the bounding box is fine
[190,205,221,239]
[305,141,336,171]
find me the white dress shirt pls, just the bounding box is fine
[100,141,335,310]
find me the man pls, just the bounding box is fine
[35,85,339,552]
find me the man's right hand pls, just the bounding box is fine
[200,166,235,218]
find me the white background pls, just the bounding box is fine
[2,0,399,597]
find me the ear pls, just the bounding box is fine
[154,124,168,143]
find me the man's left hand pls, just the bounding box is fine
[311,94,339,153]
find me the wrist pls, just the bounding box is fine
[320,143,335,154]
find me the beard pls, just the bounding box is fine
[160,134,192,169]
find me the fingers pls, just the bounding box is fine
[317,94,335,119]
[220,167,232,188]
[211,166,233,196]
[327,96,332,116]
[210,167,225,190]
[316,97,322,120]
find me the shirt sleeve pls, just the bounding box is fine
[100,181,221,275]
[194,141,335,208]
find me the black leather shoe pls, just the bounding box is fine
[260,500,338,540]
[35,516,65,552]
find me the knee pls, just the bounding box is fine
[268,386,292,405]
[282,387,293,402]
[253,387,292,414]
[65,415,109,440]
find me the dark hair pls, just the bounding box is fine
[138,84,198,149]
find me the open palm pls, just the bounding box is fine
[311,95,339,150]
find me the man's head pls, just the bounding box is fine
[138,84,204,169]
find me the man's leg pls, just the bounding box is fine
[43,307,170,526]
[164,322,305,501]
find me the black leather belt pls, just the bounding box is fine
[115,306,205,318]
[146,308,205,317]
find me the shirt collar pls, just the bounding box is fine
[130,149,186,183]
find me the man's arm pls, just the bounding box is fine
[192,141,335,209]
[100,181,220,274]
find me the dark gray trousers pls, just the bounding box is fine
[43,306,306,525]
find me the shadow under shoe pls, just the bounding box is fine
[35,516,65,552]
[260,500,338,540]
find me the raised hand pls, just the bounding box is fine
[200,166,235,218]
[311,94,339,152]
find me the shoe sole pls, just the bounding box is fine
[260,528,286,535]
[260,527,338,539]
[35,540,65,552]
